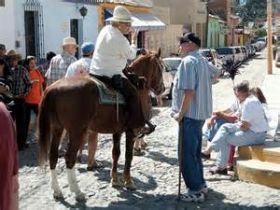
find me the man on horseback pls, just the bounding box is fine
[90,5,155,135]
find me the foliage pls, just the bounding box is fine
[254,27,267,38]
[235,0,267,25]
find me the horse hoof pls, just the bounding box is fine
[133,148,145,156]
[53,191,64,200]
[111,177,124,188]
[140,141,148,149]
[124,180,136,190]
[76,192,86,202]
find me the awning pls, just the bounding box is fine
[105,10,166,31]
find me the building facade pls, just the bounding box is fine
[0,0,99,59]
[207,15,226,49]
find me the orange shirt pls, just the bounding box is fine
[25,68,44,105]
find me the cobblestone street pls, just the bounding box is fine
[19,51,280,210]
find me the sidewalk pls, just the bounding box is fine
[262,63,280,137]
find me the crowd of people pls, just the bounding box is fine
[0,5,273,209]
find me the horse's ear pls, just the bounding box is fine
[156,48,161,58]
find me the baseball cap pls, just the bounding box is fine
[81,42,95,55]
[178,32,201,47]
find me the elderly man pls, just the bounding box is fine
[172,32,219,202]
[202,81,268,175]
[90,5,154,134]
[7,50,31,151]
[45,37,77,86]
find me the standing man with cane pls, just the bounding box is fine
[171,32,219,202]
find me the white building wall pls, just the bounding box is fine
[1,0,98,57]
[42,1,98,55]
[0,0,16,50]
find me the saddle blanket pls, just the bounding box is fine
[92,78,126,105]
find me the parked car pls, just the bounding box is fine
[216,47,236,66]
[161,57,182,99]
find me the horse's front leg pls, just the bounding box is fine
[111,132,122,187]
[87,131,98,170]
[124,130,136,190]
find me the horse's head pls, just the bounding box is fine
[128,48,165,95]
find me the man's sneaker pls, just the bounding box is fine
[209,166,228,175]
[199,185,208,194]
[181,192,205,203]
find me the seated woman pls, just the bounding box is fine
[201,81,269,175]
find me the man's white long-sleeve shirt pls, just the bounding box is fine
[90,25,137,77]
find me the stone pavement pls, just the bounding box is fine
[18,52,280,210]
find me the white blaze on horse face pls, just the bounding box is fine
[66,168,85,201]
[51,169,63,198]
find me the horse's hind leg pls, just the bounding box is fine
[66,128,87,202]
[111,132,122,187]
[124,130,136,190]
[49,125,64,199]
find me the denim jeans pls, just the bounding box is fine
[180,117,205,193]
[209,123,266,168]
[204,118,227,141]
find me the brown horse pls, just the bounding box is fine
[38,49,165,201]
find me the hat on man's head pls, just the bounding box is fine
[62,37,78,47]
[106,5,132,23]
[0,44,6,51]
[81,42,95,55]
[6,49,21,59]
[178,32,201,47]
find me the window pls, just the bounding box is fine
[0,0,5,7]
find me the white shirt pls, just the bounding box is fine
[90,25,137,77]
[241,95,269,133]
[65,57,92,78]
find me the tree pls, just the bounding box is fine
[235,0,267,25]
[255,27,267,38]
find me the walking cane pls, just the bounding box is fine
[177,120,183,200]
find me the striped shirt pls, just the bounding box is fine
[45,51,76,86]
[172,50,219,120]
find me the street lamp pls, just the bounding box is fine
[79,5,88,19]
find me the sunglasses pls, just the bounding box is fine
[180,40,191,45]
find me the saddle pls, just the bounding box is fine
[90,73,145,105]
[90,77,126,105]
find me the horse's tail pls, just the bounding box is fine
[38,89,53,166]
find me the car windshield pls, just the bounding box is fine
[163,59,181,71]
[216,48,234,55]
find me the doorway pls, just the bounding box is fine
[70,19,83,58]
[24,11,39,57]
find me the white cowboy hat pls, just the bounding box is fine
[62,37,78,47]
[107,5,132,23]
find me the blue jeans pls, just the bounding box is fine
[180,117,205,193]
[204,118,227,141]
[209,123,266,168]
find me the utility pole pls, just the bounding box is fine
[205,1,209,48]
[267,0,273,74]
